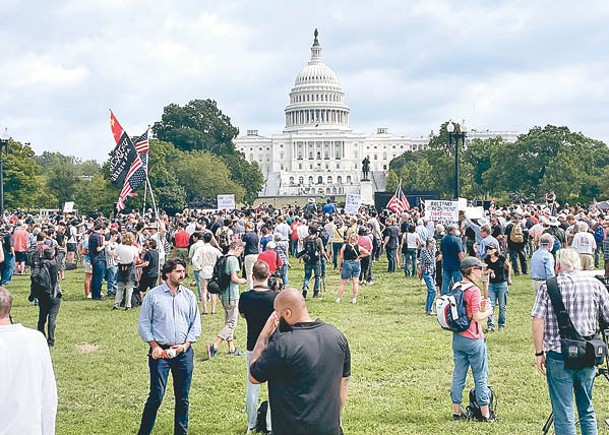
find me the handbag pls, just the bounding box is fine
[546,277,608,369]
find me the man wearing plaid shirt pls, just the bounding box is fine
[531,248,609,435]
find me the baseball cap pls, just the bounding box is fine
[461,257,487,269]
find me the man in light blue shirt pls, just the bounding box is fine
[137,258,201,435]
[530,234,555,293]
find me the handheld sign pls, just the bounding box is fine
[344,193,361,215]
[424,200,459,225]
[217,194,235,211]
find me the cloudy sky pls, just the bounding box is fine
[2,0,608,162]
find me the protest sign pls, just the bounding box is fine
[63,201,75,213]
[465,206,485,220]
[345,193,361,215]
[217,194,235,210]
[424,200,459,225]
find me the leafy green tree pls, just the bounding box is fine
[3,141,47,210]
[153,99,239,155]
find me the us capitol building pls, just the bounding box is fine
[235,30,517,199]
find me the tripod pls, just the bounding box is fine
[541,329,609,434]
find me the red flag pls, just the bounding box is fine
[110,110,123,144]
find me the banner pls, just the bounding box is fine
[63,201,75,213]
[217,194,236,210]
[424,200,459,225]
[344,193,361,215]
[108,111,138,187]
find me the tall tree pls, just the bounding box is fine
[3,141,47,210]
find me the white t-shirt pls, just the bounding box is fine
[115,244,139,264]
[0,324,57,435]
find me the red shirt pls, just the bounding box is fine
[174,230,190,248]
[12,229,29,252]
[290,222,300,241]
[458,283,484,340]
[257,249,284,274]
[358,235,372,253]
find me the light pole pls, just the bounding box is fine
[0,129,11,217]
[446,120,467,199]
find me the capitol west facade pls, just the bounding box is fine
[235,31,517,198]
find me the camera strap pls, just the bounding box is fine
[546,277,584,340]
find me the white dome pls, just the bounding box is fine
[295,63,340,86]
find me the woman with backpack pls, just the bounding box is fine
[335,233,369,304]
[450,257,495,422]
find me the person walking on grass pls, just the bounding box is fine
[137,258,201,435]
[191,232,222,315]
[207,240,247,358]
[450,257,495,422]
[483,242,511,332]
[335,233,369,304]
[239,260,276,434]
[113,233,139,311]
[419,237,437,316]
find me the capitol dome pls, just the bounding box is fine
[284,29,351,132]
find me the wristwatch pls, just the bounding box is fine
[534,350,545,357]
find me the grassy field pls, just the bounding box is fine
[7,259,609,435]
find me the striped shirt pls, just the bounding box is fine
[531,270,609,353]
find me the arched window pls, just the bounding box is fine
[298,176,304,185]
[338,186,343,194]
[280,152,284,159]
[326,188,331,194]
[347,176,352,184]
[289,176,295,185]
[308,176,313,185]
[317,176,323,184]
[332,187,337,194]
[383,152,387,160]
[317,152,321,160]
[327,176,333,184]
[249,153,253,161]
[337,176,343,184]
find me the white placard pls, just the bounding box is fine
[344,193,361,215]
[63,201,75,213]
[458,197,468,211]
[424,200,459,225]
[465,206,485,220]
[217,194,235,211]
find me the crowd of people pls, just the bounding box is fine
[2,193,609,433]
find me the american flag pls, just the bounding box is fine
[134,129,149,154]
[386,180,410,214]
[116,156,146,211]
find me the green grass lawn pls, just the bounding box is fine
[7,260,609,434]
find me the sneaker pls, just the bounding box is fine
[487,326,495,332]
[335,297,341,303]
[481,414,498,422]
[206,343,217,359]
[453,407,469,421]
[426,311,435,316]
[228,349,243,356]
[86,293,92,299]
[498,325,505,332]
[312,293,321,299]
[351,298,357,304]
[112,306,118,311]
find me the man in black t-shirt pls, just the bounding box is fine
[239,260,276,434]
[250,289,351,435]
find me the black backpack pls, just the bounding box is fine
[218,229,231,250]
[302,237,320,264]
[31,258,53,299]
[256,400,270,434]
[207,255,235,294]
[467,386,497,421]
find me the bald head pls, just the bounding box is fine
[274,288,311,325]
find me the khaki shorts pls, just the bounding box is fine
[82,258,92,274]
[480,273,489,283]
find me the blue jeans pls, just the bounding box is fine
[91,260,106,299]
[423,270,436,313]
[332,242,344,269]
[546,354,597,435]
[291,239,299,257]
[281,264,289,287]
[404,249,417,277]
[487,281,508,328]
[246,351,272,431]
[0,250,15,285]
[303,262,321,296]
[451,334,490,406]
[386,247,397,272]
[138,347,194,435]
[106,266,118,295]
[441,268,463,295]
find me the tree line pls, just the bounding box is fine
[4,99,264,215]
[386,123,609,204]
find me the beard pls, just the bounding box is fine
[278,316,292,333]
